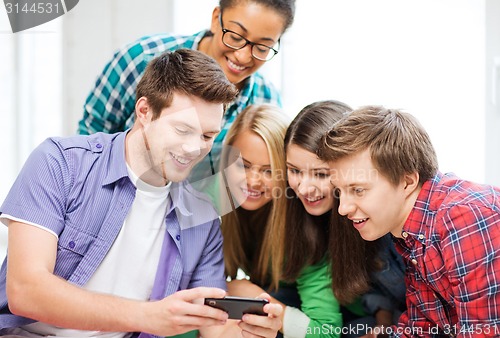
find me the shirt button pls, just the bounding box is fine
[402,231,408,238]
[176,234,181,241]
[418,234,424,240]
[96,143,102,149]
[411,259,418,265]
[69,241,75,249]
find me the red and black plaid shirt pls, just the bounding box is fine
[393,172,500,337]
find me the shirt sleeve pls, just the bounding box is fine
[443,204,500,337]
[283,306,311,338]
[78,39,148,135]
[0,138,70,235]
[295,261,342,338]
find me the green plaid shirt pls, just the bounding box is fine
[79,30,281,184]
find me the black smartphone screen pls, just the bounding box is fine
[204,296,269,319]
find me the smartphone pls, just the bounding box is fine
[204,296,269,319]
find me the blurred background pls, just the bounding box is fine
[1,0,499,255]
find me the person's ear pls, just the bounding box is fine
[403,172,420,196]
[210,7,221,34]
[135,97,150,124]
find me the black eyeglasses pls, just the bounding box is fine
[219,12,279,62]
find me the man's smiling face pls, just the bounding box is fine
[143,92,224,184]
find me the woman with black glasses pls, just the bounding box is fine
[78,0,295,185]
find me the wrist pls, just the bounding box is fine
[133,300,156,333]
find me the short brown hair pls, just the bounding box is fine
[136,49,238,119]
[320,105,438,186]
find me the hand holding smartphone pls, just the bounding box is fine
[204,296,269,319]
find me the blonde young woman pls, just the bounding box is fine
[221,104,289,291]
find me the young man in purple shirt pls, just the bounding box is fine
[0,49,282,338]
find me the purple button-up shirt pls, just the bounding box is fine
[0,131,226,334]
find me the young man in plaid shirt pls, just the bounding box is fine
[321,105,500,337]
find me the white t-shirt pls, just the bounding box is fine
[10,166,171,338]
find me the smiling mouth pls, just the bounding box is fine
[241,188,262,198]
[227,58,246,72]
[352,218,368,224]
[170,153,193,166]
[304,196,324,203]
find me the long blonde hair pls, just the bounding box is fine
[221,104,289,290]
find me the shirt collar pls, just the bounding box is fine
[401,171,444,243]
[234,76,253,108]
[102,131,130,186]
[192,30,210,50]
[102,130,219,228]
